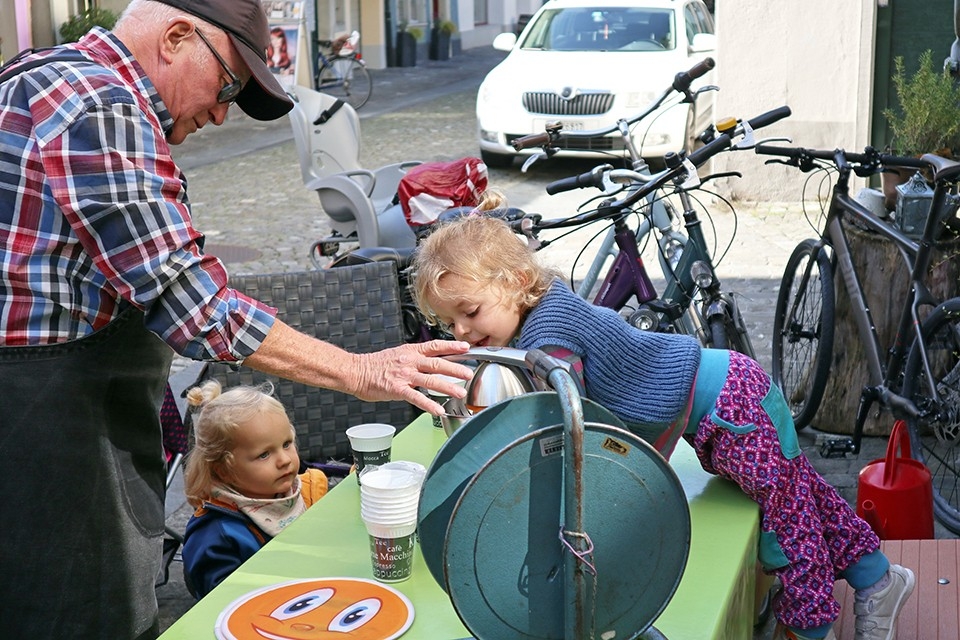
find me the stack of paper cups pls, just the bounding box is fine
[359,462,426,583]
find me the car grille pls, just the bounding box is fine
[522,91,615,116]
[505,133,626,152]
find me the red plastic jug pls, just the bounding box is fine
[856,420,934,540]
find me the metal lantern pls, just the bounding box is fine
[894,171,932,239]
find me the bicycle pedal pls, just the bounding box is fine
[817,435,854,458]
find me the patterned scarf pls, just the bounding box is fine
[211,476,307,537]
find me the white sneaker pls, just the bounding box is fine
[854,564,916,640]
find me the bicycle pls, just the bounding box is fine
[313,31,372,110]
[755,143,960,533]
[505,105,792,359]
[511,59,718,313]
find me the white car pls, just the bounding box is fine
[477,0,717,168]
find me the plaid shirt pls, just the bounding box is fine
[0,28,275,362]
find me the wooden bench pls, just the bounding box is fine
[832,539,959,639]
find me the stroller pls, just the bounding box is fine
[157,382,189,588]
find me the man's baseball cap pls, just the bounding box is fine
[157,0,294,120]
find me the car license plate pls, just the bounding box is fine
[533,118,586,132]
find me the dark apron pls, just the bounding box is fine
[0,308,173,639]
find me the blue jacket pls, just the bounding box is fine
[181,501,268,599]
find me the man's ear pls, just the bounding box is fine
[159,17,195,64]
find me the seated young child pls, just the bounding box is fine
[412,214,915,640]
[180,380,328,598]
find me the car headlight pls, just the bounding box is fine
[478,82,497,106]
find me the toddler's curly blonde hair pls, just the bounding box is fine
[182,380,292,506]
[412,214,557,329]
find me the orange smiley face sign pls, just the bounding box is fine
[215,578,415,640]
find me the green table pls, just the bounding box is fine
[160,414,762,639]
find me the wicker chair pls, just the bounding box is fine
[186,262,416,463]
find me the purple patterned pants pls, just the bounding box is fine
[686,351,879,629]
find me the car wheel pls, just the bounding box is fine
[480,149,515,168]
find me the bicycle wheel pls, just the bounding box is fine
[317,57,372,110]
[706,295,756,360]
[902,297,960,534]
[771,239,835,431]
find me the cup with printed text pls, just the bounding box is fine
[346,423,396,485]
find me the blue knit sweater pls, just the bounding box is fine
[518,282,701,425]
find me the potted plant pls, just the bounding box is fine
[429,19,456,61]
[881,49,960,208]
[395,23,421,67]
[59,7,119,43]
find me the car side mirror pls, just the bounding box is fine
[689,32,716,54]
[493,32,518,51]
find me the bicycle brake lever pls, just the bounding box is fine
[753,136,793,147]
[689,84,719,102]
[731,120,757,150]
[678,157,701,190]
[521,151,548,173]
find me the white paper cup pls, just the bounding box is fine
[361,508,420,525]
[359,467,423,493]
[346,423,396,484]
[364,521,417,583]
[359,494,420,509]
[377,460,427,477]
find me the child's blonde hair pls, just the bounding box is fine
[412,214,557,327]
[182,380,293,506]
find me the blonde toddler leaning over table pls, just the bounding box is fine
[411,214,915,640]
[180,380,328,599]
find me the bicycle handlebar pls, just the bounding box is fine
[672,57,715,93]
[545,164,613,195]
[754,144,928,173]
[510,57,716,152]
[526,105,791,229]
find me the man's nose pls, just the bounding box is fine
[210,103,230,126]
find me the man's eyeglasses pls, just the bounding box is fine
[194,27,243,104]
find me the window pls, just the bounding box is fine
[474,0,488,26]
[397,0,426,28]
[523,8,675,52]
[684,1,714,42]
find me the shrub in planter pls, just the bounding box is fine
[60,7,119,43]
[883,49,960,159]
[429,20,455,61]
[881,49,960,208]
[395,25,421,67]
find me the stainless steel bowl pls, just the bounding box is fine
[464,361,535,412]
[440,396,472,437]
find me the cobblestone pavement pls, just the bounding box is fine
[156,46,957,637]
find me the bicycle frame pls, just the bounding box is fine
[795,160,948,453]
[574,196,685,301]
[517,61,719,302]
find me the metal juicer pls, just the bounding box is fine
[418,347,691,639]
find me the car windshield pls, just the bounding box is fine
[520,7,675,52]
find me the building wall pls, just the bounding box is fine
[0,0,523,70]
[709,0,875,201]
[1,0,20,63]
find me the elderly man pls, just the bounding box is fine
[0,0,469,637]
